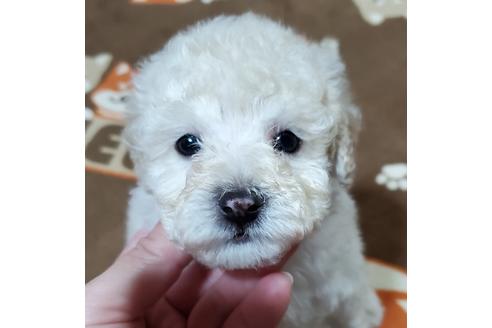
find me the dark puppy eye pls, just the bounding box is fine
[175,134,201,157]
[273,130,302,153]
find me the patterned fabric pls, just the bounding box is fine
[86,0,406,326]
[131,0,219,4]
[352,0,406,25]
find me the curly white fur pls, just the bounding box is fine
[124,13,382,327]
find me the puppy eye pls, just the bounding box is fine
[175,134,201,157]
[273,130,302,153]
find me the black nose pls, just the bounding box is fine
[218,189,264,226]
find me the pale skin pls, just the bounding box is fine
[86,223,293,328]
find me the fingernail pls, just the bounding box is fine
[282,271,294,285]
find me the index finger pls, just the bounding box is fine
[86,223,192,320]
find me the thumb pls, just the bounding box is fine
[86,223,191,323]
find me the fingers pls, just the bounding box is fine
[223,272,293,328]
[187,270,260,328]
[86,223,192,322]
[186,244,298,328]
[145,298,187,328]
[86,223,299,327]
[165,262,224,315]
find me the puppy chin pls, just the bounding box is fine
[191,239,289,270]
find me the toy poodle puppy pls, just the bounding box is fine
[124,13,383,328]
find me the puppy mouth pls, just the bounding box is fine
[231,226,250,243]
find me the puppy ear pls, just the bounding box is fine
[329,104,361,187]
[319,38,361,188]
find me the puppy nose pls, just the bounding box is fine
[218,189,264,225]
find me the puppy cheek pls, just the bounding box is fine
[283,169,331,234]
[153,180,192,244]
[169,187,222,247]
[300,164,331,207]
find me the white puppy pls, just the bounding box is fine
[124,13,383,328]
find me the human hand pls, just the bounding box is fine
[85,223,293,328]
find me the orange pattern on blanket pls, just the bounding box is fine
[367,259,407,328]
[90,62,133,122]
[378,290,407,328]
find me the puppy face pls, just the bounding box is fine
[125,14,359,269]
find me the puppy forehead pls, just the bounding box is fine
[136,15,327,110]
[169,92,330,141]
[168,53,324,108]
